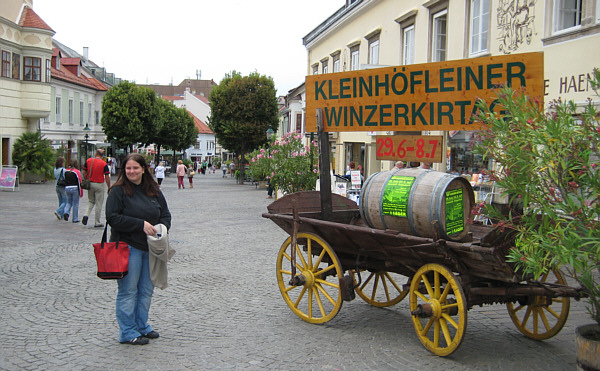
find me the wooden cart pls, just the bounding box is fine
[262,191,583,356]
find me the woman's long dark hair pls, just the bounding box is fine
[110,153,159,197]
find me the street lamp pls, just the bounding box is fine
[83,123,91,160]
[266,128,274,141]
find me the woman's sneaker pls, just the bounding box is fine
[120,337,149,345]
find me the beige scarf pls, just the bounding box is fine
[146,224,176,290]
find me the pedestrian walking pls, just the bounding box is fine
[229,161,235,178]
[82,149,111,227]
[105,153,172,346]
[176,160,187,189]
[222,163,227,178]
[63,160,83,223]
[187,164,195,188]
[154,161,166,186]
[53,157,67,220]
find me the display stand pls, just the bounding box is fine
[0,166,19,191]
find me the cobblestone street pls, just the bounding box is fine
[0,173,588,370]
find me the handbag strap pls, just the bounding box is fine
[86,158,94,181]
[100,224,123,249]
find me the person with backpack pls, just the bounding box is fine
[63,160,83,222]
[53,157,67,220]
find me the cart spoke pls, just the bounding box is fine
[415,290,429,303]
[538,308,551,332]
[315,264,336,277]
[371,274,382,300]
[545,306,561,319]
[295,244,308,269]
[434,320,440,348]
[280,269,292,276]
[379,276,392,302]
[439,281,451,302]
[421,317,434,336]
[509,303,525,314]
[313,287,327,317]
[521,305,533,327]
[293,286,307,308]
[312,249,327,272]
[307,239,313,268]
[361,271,375,289]
[315,278,339,289]
[442,313,459,330]
[383,271,404,293]
[421,274,434,298]
[434,271,440,298]
[440,318,452,345]
[315,283,337,306]
[308,287,313,318]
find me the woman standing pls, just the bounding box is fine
[63,160,83,222]
[176,160,186,189]
[106,153,172,345]
[154,161,166,186]
[53,157,67,220]
[187,164,195,188]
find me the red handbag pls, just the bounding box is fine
[93,225,129,279]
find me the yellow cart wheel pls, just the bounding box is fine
[276,232,344,324]
[350,269,409,307]
[506,268,570,340]
[409,264,467,357]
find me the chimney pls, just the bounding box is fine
[83,47,89,60]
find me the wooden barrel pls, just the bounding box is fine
[359,168,475,241]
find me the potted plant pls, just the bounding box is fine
[12,131,55,183]
[251,132,319,195]
[473,69,600,369]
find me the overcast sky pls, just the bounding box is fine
[33,0,343,95]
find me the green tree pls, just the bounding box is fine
[208,71,279,182]
[152,99,198,164]
[101,81,158,152]
[473,69,600,326]
[12,131,55,178]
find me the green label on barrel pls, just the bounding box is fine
[382,176,415,217]
[445,189,464,235]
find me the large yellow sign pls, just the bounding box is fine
[305,52,544,132]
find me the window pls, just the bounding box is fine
[68,99,74,124]
[2,51,10,78]
[312,63,319,75]
[350,44,360,71]
[88,103,92,125]
[23,57,41,81]
[95,111,100,126]
[470,0,490,55]
[369,39,380,65]
[321,57,329,74]
[45,59,51,82]
[79,102,84,125]
[403,25,415,65]
[12,53,20,79]
[331,50,341,73]
[296,113,302,132]
[432,10,448,62]
[554,0,582,32]
[56,97,62,123]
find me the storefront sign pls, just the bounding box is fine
[382,175,415,217]
[376,135,443,162]
[306,52,544,132]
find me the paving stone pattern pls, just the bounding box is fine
[0,173,588,370]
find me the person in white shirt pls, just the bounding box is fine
[154,162,166,186]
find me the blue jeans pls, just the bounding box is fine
[116,246,154,342]
[64,186,80,222]
[55,186,66,217]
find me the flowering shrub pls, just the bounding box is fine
[472,69,600,326]
[250,131,319,195]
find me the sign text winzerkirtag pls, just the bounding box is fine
[305,53,543,132]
